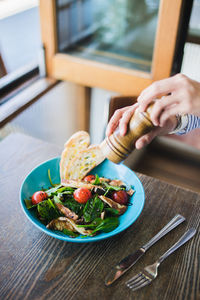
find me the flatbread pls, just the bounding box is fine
[60,131,90,180]
[66,145,105,180]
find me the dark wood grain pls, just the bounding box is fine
[0,133,199,300]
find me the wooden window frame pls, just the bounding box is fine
[39,0,184,95]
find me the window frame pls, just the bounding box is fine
[40,0,187,95]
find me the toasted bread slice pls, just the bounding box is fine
[66,145,105,180]
[60,131,90,180]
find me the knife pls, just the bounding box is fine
[105,214,185,286]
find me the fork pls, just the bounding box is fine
[126,228,196,292]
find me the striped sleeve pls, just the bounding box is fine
[176,114,200,135]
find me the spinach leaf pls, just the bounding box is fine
[92,217,119,234]
[25,199,37,209]
[62,229,79,238]
[63,198,84,216]
[105,207,119,216]
[37,199,60,223]
[83,195,104,223]
[77,217,103,229]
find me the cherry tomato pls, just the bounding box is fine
[31,191,48,205]
[73,188,92,204]
[83,175,96,182]
[112,190,129,205]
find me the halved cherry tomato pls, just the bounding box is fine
[73,188,92,204]
[112,190,129,205]
[83,174,96,182]
[31,191,48,205]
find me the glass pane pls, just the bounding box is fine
[56,0,160,72]
[188,0,200,37]
[0,0,41,78]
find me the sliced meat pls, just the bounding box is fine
[99,177,110,183]
[109,179,125,187]
[61,179,103,191]
[46,217,93,236]
[56,203,78,220]
[65,217,93,236]
[99,195,127,215]
[46,217,75,231]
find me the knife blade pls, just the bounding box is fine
[105,214,185,286]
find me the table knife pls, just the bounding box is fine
[105,214,185,286]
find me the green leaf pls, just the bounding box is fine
[93,174,100,185]
[45,185,62,196]
[62,229,79,238]
[105,207,119,216]
[48,169,57,187]
[53,195,62,204]
[92,217,119,234]
[25,199,37,209]
[63,198,84,216]
[77,217,103,229]
[83,195,104,223]
[37,199,60,223]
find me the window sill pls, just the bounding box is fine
[0,77,59,127]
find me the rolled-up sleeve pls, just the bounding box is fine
[176,115,200,135]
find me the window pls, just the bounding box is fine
[56,0,160,72]
[0,0,43,103]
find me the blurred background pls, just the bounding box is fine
[0,0,200,192]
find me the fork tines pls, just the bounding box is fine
[126,272,152,291]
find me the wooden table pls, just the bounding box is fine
[0,133,199,300]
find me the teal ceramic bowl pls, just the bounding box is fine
[20,157,145,242]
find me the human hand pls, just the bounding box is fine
[106,103,139,137]
[106,103,178,149]
[134,116,177,149]
[137,74,200,126]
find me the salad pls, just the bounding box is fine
[25,172,135,238]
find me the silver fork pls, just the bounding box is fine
[126,228,196,292]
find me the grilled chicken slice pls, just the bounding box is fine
[56,203,78,221]
[99,195,127,215]
[46,217,93,236]
[66,218,93,236]
[109,179,125,187]
[61,179,104,191]
[46,217,75,231]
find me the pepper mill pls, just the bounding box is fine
[100,104,155,163]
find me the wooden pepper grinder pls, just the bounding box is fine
[100,104,155,163]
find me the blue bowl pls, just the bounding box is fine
[20,157,145,243]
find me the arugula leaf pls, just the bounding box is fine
[48,169,57,187]
[45,185,62,196]
[83,195,104,223]
[103,182,125,196]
